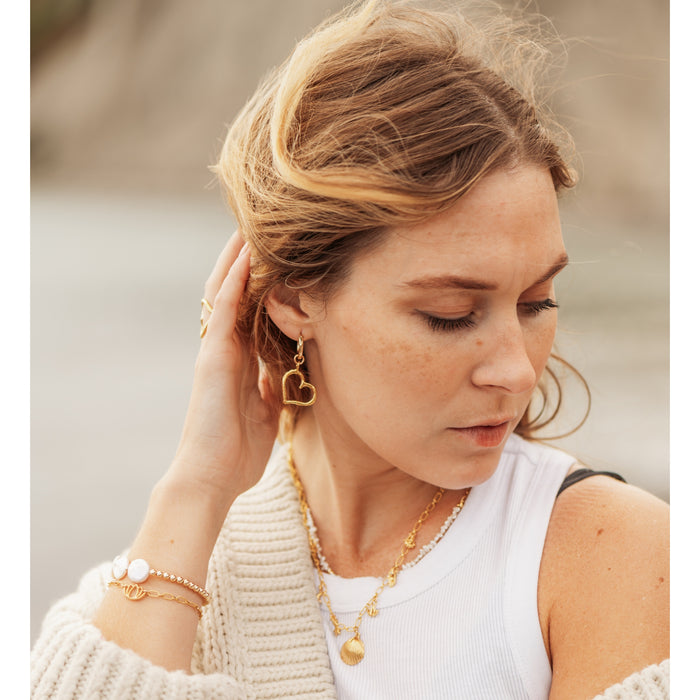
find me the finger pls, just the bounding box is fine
[203,230,245,303]
[205,243,251,343]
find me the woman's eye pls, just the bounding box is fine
[421,299,557,331]
[520,298,559,315]
[424,314,477,332]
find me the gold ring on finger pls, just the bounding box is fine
[200,298,214,338]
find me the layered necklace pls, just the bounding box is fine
[288,446,470,665]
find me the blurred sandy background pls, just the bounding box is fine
[31,0,668,643]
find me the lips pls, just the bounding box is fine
[449,418,514,448]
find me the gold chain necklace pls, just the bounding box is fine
[288,446,471,665]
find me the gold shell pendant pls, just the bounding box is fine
[340,635,365,665]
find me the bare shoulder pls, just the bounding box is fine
[538,470,669,700]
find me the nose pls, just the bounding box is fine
[470,322,538,395]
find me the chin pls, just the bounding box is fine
[425,447,506,490]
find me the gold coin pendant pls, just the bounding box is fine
[340,635,365,665]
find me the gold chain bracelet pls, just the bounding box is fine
[112,555,211,605]
[108,580,203,619]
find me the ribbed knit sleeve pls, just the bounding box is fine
[593,660,670,700]
[30,561,248,700]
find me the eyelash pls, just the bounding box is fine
[425,314,477,332]
[424,298,559,332]
[522,298,559,315]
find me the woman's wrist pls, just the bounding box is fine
[127,472,233,585]
[159,456,243,519]
[92,470,231,671]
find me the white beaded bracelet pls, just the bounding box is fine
[112,555,211,605]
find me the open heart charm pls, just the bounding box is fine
[282,368,317,407]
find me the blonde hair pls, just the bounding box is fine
[214,0,581,436]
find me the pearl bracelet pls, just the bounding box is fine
[112,555,211,605]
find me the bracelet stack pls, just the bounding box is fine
[108,555,211,619]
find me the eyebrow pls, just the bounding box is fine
[399,253,570,291]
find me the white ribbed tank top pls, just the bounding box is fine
[316,434,576,699]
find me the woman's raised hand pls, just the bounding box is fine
[93,232,279,670]
[166,231,280,513]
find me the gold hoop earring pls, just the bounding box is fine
[281,334,317,407]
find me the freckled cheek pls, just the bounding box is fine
[355,333,419,386]
[370,338,468,406]
[313,316,398,389]
[529,322,557,376]
[324,322,453,404]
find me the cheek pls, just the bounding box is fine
[529,320,557,375]
[365,315,470,389]
[346,329,428,395]
[316,310,453,414]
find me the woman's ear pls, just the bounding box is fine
[264,284,317,341]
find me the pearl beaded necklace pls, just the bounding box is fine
[402,491,469,569]
[302,489,470,575]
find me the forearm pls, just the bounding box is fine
[92,472,231,671]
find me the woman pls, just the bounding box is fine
[31,1,669,698]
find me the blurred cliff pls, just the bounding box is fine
[31,0,668,220]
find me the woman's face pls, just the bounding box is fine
[303,165,568,488]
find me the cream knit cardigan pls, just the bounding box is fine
[31,445,669,700]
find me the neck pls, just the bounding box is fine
[290,411,465,577]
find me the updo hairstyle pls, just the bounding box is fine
[213,0,581,437]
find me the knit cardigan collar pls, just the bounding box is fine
[193,441,338,699]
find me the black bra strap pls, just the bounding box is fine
[557,468,627,497]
